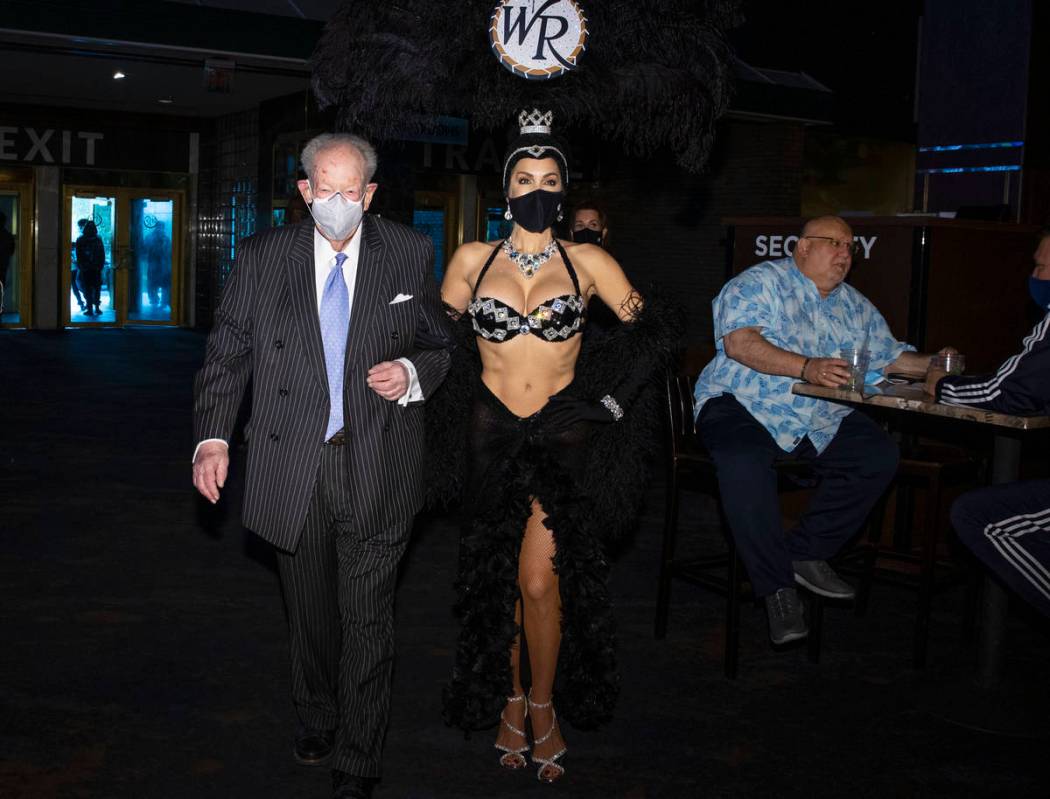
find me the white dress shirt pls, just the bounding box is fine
[192,224,422,461]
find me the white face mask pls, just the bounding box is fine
[308,184,365,240]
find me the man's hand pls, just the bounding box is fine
[193,441,229,504]
[803,357,851,388]
[367,361,408,401]
[924,367,948,396]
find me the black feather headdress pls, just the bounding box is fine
[310,0,742,173]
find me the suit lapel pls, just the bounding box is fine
[285,222,327,393]
[345,215,387,369]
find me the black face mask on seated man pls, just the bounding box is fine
[572,228,602,247]
[508,189,564,234]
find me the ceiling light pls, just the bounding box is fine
[113,71,126,80]
[158,98,174,104]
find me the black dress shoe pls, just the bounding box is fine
[332,770,375,798]
[294,728,335,765]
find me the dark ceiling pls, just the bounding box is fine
[0,0,329,117]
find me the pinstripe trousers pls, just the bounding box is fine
[275,441,411,778]
[951,479,1050,619]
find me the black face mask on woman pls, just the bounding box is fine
[572,228,603,247]
[507,189,564,233]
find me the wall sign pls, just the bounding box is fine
[752,233,879,261]
[489,0,588,80]
[0,127,104,167]
[0,121,190,172]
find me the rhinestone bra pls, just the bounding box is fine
[469,240,586,343]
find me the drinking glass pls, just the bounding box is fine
[931,352,965,375]
[840,348,871,392]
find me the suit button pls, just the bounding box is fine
[391,331,399,340]
[279,388,289,397]
[269,432,279,442]
[274,339,283,349]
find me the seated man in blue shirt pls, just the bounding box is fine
[927,227,1050,619]
[694,215,937,645]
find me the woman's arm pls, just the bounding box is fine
[441,242,489,314]
[575,244,640,322]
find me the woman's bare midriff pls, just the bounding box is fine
[478,335,582,418]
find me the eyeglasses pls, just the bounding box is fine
[803,236,860,256]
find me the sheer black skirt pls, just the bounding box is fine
[441,379,620,732]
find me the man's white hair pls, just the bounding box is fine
[301,133,378,185]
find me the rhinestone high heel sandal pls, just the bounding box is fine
[528,693,567,783]
[495,694,529,769]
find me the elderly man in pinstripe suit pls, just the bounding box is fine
[192,133,450,799]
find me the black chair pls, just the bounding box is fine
[655,371,833,678]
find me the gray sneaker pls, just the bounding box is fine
[765,587,808,645]
[793,559,856,600]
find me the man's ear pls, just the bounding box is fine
[297,179,312,205]
[361,183,378,212]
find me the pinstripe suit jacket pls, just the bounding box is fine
[193,217,451,551]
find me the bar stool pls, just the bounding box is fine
[864,443,982,667]
[654,371,831,678]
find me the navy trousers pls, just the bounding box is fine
[698,394,899,597]
[951,479,1050,618]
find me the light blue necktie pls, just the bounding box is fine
[320,252,349,440]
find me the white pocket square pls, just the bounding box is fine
[389,293,413,304]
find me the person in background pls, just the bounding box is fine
[70,218,89,314]
[928,227,1050,619]
[75,221,105,316]
[571,200,609,249]
[571,200,620,329]
[694,215,946,646]
[142,223,171,310]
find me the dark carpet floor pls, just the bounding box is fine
[1,329,1048,799]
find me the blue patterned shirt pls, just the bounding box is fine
[693,257,914,454]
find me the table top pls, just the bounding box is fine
[791,382,1050,431]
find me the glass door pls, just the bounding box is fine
[67,193,117,324]
[0,178,33,328]
[63,187,182,327]
[413,190,459,283]
[127,196,176,323]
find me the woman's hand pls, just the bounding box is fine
[543,396,618,430]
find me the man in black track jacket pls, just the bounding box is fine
[926,228,1050,618]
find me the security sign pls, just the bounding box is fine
[489,1,588,80]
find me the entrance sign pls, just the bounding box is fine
[489,0,588,80]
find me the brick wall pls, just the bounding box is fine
[574,119,804,343]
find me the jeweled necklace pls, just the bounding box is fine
[502,238,557,279]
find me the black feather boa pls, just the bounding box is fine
[426,289,683,732]
[310,1,742,173]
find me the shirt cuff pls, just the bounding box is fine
[193,438,228,463]
[396,358,423,405]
